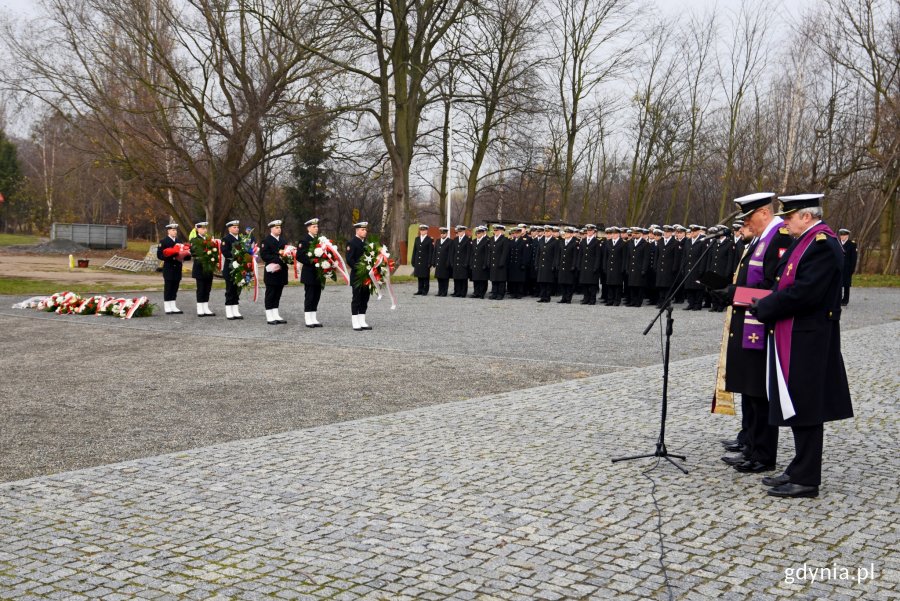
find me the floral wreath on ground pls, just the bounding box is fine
[14,292,155,318]
[307,236,351,286]
[353,242,399,309]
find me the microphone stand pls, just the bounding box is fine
[612,231,723,474]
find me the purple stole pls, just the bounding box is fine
[741,223,782,350]
[769,222,836,419]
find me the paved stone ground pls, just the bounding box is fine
[0,288,898,599]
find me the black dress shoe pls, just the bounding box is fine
[313,323,323,328]
[762,473,790,487]
[767,483,819,498]
[724,443,745,453]
[734,460,776,473]
[305,324,316,328]
[721,454,749,466]
[233,315,244,320]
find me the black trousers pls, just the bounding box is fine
[841,285,850,304]
[558,283,573,302]
[685,289,702,309]
[417,277,430,295]
[656,286,670,306]
[744,394,778,465]
[606,286,622,305]
[224,272,242,305]
[265,284,284,310]
[736,394,752,448]
[304,282,322,312]
[453,278,468,297]
[538,282,553,301]
[163,278,181,301]
[472,280,488,298]
[786,424,824,486]
[351,285,370,315]
[436,278,449,296]
[490,281,506,298]
[581,284,598,303]
[628,286,644,306]
[194,276,213,303]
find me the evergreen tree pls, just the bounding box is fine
[285,97,334,225]
[0,129,23,232]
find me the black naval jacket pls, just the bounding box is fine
[259,234,289,287]
[470,236,490,281]
[346,236,366,286]
[433,237,453,279]
[450,234,472,279]
[625,239,651,286]
[157,236,187,281]
[755,227,853,427]
[536,237,558,284]
[488,235,510,282]
[706,237,735,279]
[507,237,531,283]
[680,236,708,290]
[190,237,213,280]
[577,236,602,285]
[603,239,626,286]
[724,226,793,397]
[556,238,578,285]
[411,234,434,278]
[840,239,857,286]
[654,237,680,288]
[221,232,240,278]
[297,232,320,286]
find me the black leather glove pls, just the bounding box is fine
[748,298,759,316]
[710,285,734,304]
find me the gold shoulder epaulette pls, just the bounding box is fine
[779,227,789,234]
[816,233,827,241]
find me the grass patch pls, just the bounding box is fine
[854,273,900,288]
[0,233,41,246]
[0,277,161,296]
[126,239,154,255]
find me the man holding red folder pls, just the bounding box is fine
[714,193,792,476]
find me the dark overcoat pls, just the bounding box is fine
[157,236,186,281]
[489,235,510,282]
[433,237,453,279]
[297,232,320,286]
[259,234,288,287]
[507,237,530,283]
[680,237,708,290]
[654,238,680,288]
[450,235,472,280]
[556,238,578,285]
[840,240,857,286]
[470,237,490,281]
[536,237,558,284]
[578,237,602,285]
[604,239,626,286]
[755,229,853,427]
[411,235,434,278]
[625,239,651,286]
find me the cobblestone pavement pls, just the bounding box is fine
[1,318,897,600]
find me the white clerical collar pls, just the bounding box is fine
[759,216,784,240]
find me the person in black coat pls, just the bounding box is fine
[754,194,853,498]
[469,226,490,298]
[297,218,325,327]
[680,225,708,310]
[506,227,528,298]
[449,225,472,297]
[556,227,578,303]
[529,227,544,297]
[672,225,687,303]
[411,224,434,296]
[221,220,247,320]
[157,222,189,314]
[536,226,559,302]
[190,221,216,317]
[346,221,372,330]
[488,224,510,299]
[716,193,794,476]
[432,227,452,296]
[625,230,651,307]
[603,228,626,306]
[259,219,289,325]
[705,226,735,312]
[730,222,746,276]
[838,228,857,306]
[577,225,602,305]
[654,226,679,307]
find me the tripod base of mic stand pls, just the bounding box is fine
[612,442,689,474]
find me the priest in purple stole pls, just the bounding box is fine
[753,194,853,499]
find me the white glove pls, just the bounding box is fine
[265,263,281,273]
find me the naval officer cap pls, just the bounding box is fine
[268,219,283,227]
[165,222,178,229]
[734,192,776,219]
[225,219,240,227]
[564,226,576,233]
[663,225,674,232]
[584,223,597,230]
[194,221,208,228]
[838,228,851,235]
[304,218,320,226]
[455,224,468,231]
[352,221,369,228]
[438,226,449,232]
[493,223,506,230]
[674,224,686,232]
[418,223,429,230]
[689,224,702,231]
[474,225,488,232]
[775,193,825,216]
[517,223,527,229]
[732,222,742,230]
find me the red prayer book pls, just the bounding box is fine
[733,286,772,307]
